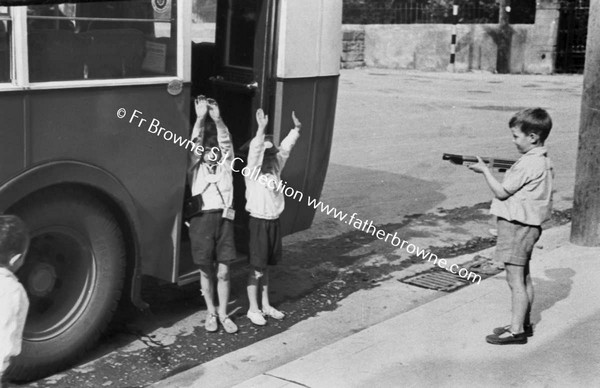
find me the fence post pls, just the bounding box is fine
[449,3,459,72]
[497,0,512,73]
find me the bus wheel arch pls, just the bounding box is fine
[4,184,138,381]
[0,162,145,307]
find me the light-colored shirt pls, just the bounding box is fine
[0,267,29,376]
[189,120,234,211]
[490,146,553,226]
[245,128,300,219]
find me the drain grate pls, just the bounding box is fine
[399,255,503,292]
[400,270,472,292]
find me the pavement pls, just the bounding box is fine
[154,223,600,388]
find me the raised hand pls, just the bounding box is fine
[292,111,302,130]
[256,108,269,128]
[194,95,208,119]
[207,98,221,121]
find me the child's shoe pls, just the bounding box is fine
[262,306,285,320]
[205,313,218,332]
[247,310,267,326]
[485,330,527,345]
[492,323,533,337]
[219,315,238,334]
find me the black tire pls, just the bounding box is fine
[6,187,126,382]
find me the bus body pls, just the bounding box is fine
[0,0,341,381]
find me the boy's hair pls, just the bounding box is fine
[509,108,552,143]
[260,153,280,175]
[203,134,219,150]
[203,119,217,140]
[0,215,29,265]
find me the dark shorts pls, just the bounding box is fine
[188,211,236,266]
[495,217,542,266]
[249,216,282,268]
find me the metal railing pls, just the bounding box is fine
[343,3,499,24]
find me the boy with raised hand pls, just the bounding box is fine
[187,97,238,334]
[0,215,30,384]
[245,109,301,326]
[469,108,553,345]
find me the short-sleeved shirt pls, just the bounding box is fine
[490,146,553,226]
[0,267,29,376]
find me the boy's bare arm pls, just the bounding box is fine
[247,109,268,169]
[207,101,235,161]
[188,98,208,175]
[278,111,302,168]
[469,156,511,200]
[191,96,208,141]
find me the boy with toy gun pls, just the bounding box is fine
[443,153,516,172]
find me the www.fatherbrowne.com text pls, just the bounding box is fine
[304,198,482,284]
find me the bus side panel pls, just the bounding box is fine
[0,94,25,182]
[26,85,190,282]
[274,75,339,236]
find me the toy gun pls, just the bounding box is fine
[442,153,516,172]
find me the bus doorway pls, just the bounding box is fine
[191,0,274,141]
[178,0,276,279]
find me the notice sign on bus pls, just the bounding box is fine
[142,41,168,74]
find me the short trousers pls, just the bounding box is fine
[494,217,542,266]
[188,211,236,266]
[248,216,282,268]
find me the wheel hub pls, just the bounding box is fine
[27,263,58,297]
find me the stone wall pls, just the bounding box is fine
[341,25,365,68]
[363,24,535,73]
[340,1,561,74]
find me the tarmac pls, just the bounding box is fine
[154,223,600,388]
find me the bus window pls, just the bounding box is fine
[191,0,217,104]
[0,7,10,83]
[192,0,216,44]
[225,0,256,69]
[27,0,178,82]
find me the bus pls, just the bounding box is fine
[0,0,341,381]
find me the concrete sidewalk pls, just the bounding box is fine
[156,224,600,387]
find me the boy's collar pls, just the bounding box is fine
[525,146,547,156]
[0,266,15,276]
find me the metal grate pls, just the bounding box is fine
[401,270,471,292]
[556,0,590,73]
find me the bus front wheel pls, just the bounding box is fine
[7,188,126,381]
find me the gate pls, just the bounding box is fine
[555,0,590,73]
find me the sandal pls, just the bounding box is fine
[486,330,527,345]
[247,310,267,326]
[493,323,533,337]
[205,313,218,332]
[262,306,285,320]
[219,315,238,334]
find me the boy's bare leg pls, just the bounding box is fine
[216,263,230,318]
[260,269,271,309]
[199,265,216,314]
[524,263,534,326]
[506,264,528,333]
[247,267,263,313]
[260,269,284,319]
